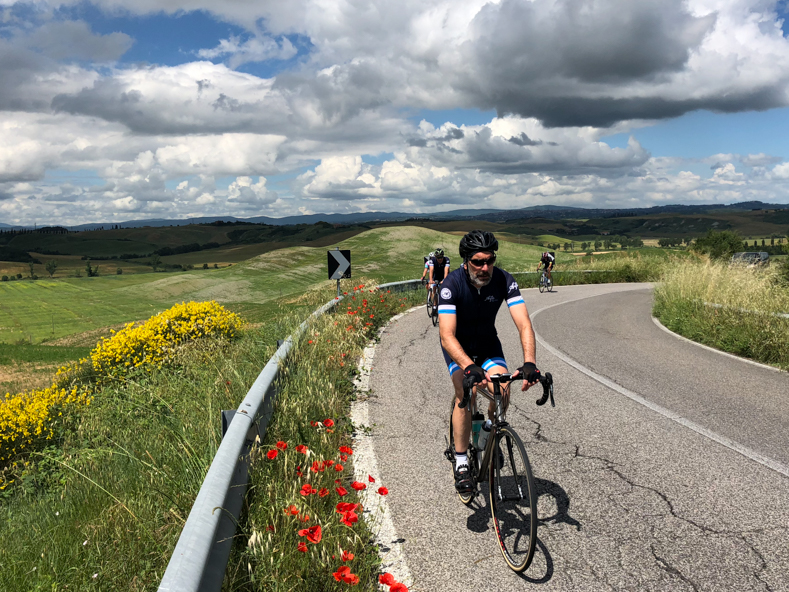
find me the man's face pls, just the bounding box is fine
[465,251,495,287]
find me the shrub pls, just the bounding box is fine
[692,230,743,260]
[15,273,21,279]
[1,276,7,282]
[203,263,209,269]
[116,267,123,275]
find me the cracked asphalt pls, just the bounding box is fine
[367,283,789,591]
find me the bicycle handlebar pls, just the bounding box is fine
[458,372,554,409]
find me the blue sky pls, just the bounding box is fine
[2,0,789,225]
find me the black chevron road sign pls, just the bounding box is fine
[328,249,351,280]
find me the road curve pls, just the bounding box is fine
[367,283,789,592]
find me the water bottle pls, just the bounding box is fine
[478,419,492,451]
[471,412,484,448]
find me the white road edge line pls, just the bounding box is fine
[351,305,421,589]
[650,315,785,374]
[530,290,789,480]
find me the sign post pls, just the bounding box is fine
[327,248,351,298]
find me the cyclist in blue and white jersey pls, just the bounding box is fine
[420,251,434,284]
[438,230,543,493]
[427,248,450,308]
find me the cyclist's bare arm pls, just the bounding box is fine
[429,264,435,284]
[507,302,538,391]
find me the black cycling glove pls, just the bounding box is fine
[462,364,485,391]
[519,362,541,383]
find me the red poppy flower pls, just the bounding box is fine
[334,463,344,472]
[339,446,353,455]
[300,483,317,496]
[276,441,287,450]
[323,418,335,428]
[284,504,299,515]
[267,449,278,460]
[325,459,335,466]
[308,340,313,344]
[312,461,325,473]
[368,475,375,483]
[266,525,275,532]
[297,524,322,544]
[336,486,348,496]
[340,510,359,527]
[310,420,318,427]
[341,549,355,561]
[318,487,330,497]
[296,445,308,454]
[391,584,409,592]
[336,502,357,513]
[297,541,308,553]
[299,514,310,522]
[350,481,366,491]
[378,487,389,496]
[379,573,396,586]
[333,565,359,583]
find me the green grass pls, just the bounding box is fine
[0,227,552,344]
[653,260,789,369]
[0,283,422,591]
[0,344,90,365]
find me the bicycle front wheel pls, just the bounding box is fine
[489,425,538,572]
[426,288,434,317]
[538,277,545,293]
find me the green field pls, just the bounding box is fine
[0,227,553,344]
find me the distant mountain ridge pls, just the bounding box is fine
[1,201,787,230]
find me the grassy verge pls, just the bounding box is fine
[0,314,285,590]
[225,283,423,591]
[0,283,421,591]
[653,260,789,370]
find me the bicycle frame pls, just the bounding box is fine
[464,378,509,483]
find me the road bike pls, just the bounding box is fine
[445,370,554,572]
[538,269,553,293]
[426,282,439,326]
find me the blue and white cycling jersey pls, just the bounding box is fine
[437,266,524,345]
[428,256,450,281]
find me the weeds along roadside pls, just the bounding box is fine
[653,259,789,370]
[226,284,422,592]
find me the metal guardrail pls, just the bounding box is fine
[158,279,421,592]
[510,270,618,275]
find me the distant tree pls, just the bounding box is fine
[28,261,35,278]
[116,267,123,275]
[692,230,744,260]
[594,240,602,250]
[85,259,99,277]
[45,260,58,278]
[754,240,758,247]
[149,254,161,271]
[1,275,7,281]
[203,263,209,269]
[16,273,22,279]
[762,238,766,247]
[213,263,218,269]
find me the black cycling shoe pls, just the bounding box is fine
[454,463,474,493]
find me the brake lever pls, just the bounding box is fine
[536,372,554,407]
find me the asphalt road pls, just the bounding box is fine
[367,283,789,592]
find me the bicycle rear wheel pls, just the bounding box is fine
[489,425,538,572]
[447,399,477,505]
[547,277,553,292]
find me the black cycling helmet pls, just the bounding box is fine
[459,230,498,260]
[434,248,444,258]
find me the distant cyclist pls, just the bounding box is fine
[428,248,450,308]
[438,230,542,493]
[537,251,555,284]
[421,251,434,285]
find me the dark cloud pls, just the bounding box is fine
[508,133,541,147]
[25,21,132,62]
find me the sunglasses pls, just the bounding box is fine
[468,256,496,267]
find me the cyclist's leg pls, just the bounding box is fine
[449,363,471,453]
[481,357,509,419]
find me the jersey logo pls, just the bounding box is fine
[509,282,518,292]
[485,295,498,302]
[441,288,452,300]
